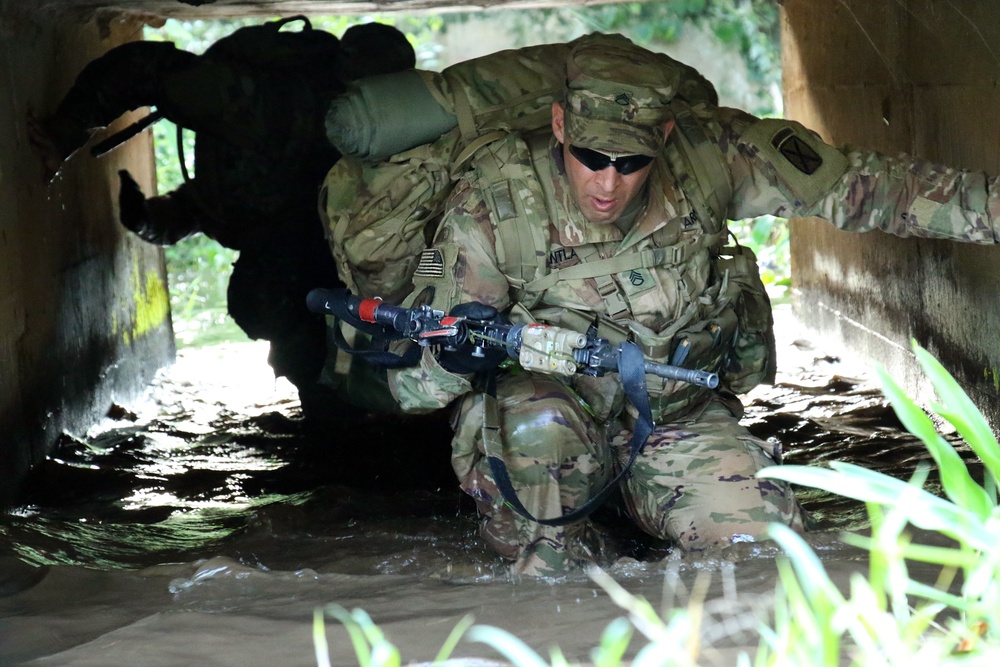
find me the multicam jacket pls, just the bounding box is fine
[388,104,1000,417]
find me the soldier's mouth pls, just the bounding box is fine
[590,196,617,212]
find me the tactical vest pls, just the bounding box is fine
[468,102,776,419]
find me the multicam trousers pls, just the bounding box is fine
[451,372,807,577]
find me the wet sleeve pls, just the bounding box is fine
[387,179,511,413]
[722,108,1000,244]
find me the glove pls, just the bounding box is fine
[437,302,508,374]
[118,170,153,239]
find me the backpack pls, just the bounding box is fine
[321,33,718,300]
[165,16,341,164]
[320,34,776,393]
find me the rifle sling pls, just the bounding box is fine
[321,288,422,369]
[482,340,655,527]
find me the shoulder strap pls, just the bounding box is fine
[665,100,733,236]
[475,133,550,295]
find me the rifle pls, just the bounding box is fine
[307,287,720,526]
[306,287,718,388]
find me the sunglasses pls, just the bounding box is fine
[568,145,655,175]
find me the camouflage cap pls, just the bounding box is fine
[563,35,679,157]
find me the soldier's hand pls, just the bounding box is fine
[118,170,154,239]
[438,302,508,374]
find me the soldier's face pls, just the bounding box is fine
[552,103,673,226]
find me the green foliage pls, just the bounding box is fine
[164,233,246,348]
[315,604,473,667]
[759,341,1000,665]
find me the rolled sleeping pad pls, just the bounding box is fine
[325,69,458,162]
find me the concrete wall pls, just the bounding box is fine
[782,0,1000,426]
[0,3,174,505]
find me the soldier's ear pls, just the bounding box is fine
[552,102,566,144]
[663,119,676,141]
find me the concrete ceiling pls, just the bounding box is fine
[39,0,628,20]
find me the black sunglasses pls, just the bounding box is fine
[568,145,654,175]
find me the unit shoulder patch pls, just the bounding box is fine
[771,126,822,175]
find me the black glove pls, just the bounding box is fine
[438,302,508,374]
[118,170,153,238]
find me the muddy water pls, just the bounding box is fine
[0,306,979,666]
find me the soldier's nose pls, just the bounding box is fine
[594,166,621,190]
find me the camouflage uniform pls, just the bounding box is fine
[387,36,1000,577]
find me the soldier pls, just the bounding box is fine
[382,35,1000,577]
[28,19,415,402]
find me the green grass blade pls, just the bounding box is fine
[314,607,332,667]
[370,641,401,667]
[761,464,990,549]
[323,605,373,667]
[465,625,550,667]
[912,344,1000,488]
[590,617,633,667]
[904,579,973,613]
[433,615,475,665]
[877,365,992,518]
[769,524,843,606]
[841,533,979,569]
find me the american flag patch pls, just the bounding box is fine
[413,248,445,278]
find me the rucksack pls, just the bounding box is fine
[321,33,718,301]
[319,34,776,393]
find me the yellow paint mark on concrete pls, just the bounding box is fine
[123,264,170,345]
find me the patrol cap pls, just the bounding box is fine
[563,35,679,157]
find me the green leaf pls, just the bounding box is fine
[465,625,549,667]
[912,344,1000,491]
[876,365,992,518]
[313,607,332,667]
[591,617,633,667]
[841,533,979,569]
[760,463,991,550]
[369,641,400,667]
[769,523,844,610]
[433,615,475,665]
[323,604,372,667]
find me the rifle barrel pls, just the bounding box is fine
[644,361,719,388]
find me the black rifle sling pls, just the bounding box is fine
[483,340,655,526]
